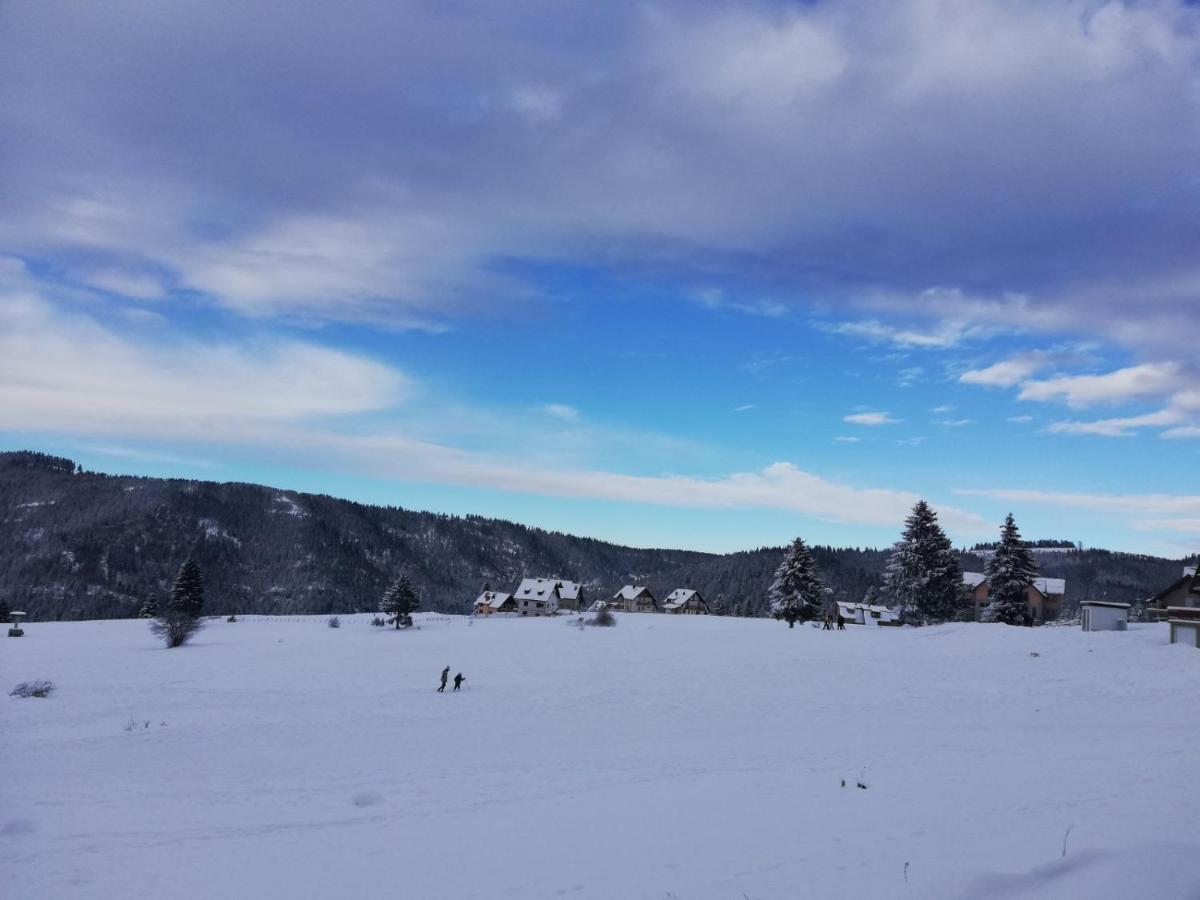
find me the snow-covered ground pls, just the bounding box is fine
[3,613,1197,899]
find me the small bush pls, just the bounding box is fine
[328,616,341,629]
[150,611,203,648]
[11,680,55,698]
[370,616,385,627]
[589,606,617,627]
[226,614,238,623]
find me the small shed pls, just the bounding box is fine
[1080,600,1129,632]
[1168,607,1200,649]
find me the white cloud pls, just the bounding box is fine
[1162,425,1200,440]
[540,403,580,421]
[1047,409,1183,438]
[1007,415,1034,424]
[955,487,1200,518]
[822,318,978,349]
[960,352,1053,388]
[930,404,955,414]
[833,436,861,443]
[1018,362,1185,409]
[844,411,900,426]
[733,404,757,413]
[933,418,973,428]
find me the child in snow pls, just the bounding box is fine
[453,672,465,692]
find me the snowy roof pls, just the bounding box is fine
[614,585,651,601]
[475,591,512,608]
[1080,600,1130,609]
[1184,565,1197,578]
[962,572,988,588]
[1033,577,1066,596]
[663,588,702,608]
[558,581,582,601]
[513,578,561,601]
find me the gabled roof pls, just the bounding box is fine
[513,578,561,601]
[961,572,1064,597]
[558,581,582,601]
[663,588,702,607]
[475,590,512,608]
[962,572,988,589]
[614,585,653,601]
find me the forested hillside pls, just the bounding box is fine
[0,451,1187,620]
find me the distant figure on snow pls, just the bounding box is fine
[453,672,465,692]
[822,614,833,631]
[836,613,846,631]
[438,666,450,692]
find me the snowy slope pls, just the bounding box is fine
[2,614,1198,899]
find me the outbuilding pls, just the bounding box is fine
[1080,600,1129,632]
[1168,607,1200,649]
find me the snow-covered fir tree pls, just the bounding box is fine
[382,573,421,629]
[884,500,963,624]
[982,513,1039,625]
[769,537,825,628]
[167,561,204,618]
[138,593,159,619]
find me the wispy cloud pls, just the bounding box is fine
[540,403,580,421]
[733,403,758,413]
[844,411,900,426]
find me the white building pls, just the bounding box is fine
[1168,609,1200,649]
[512,578,561,616]
[662,589,708,614]
[612,585,657,613]
[1080,600,1129,632]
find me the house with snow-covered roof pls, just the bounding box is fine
[512,577,562,616]
[835,601,900,626]
[1147,562,1199,613]
[556,580,584,612]
[473,589,514,615]
[961,572,1066,624]
[612,585,657,613]
[663,589,708,614]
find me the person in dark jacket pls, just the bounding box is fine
[836,613,846,630]
[453,672,465,692]
[438,666,450,692]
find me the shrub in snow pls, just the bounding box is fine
[150,610,203,648]
[226,614,238,622]
[370,615,385,627]
[770,537,825,628]
[328,616,341,628]
[138,594,159,619]
[11,680,55,698]
[589,605,617,627]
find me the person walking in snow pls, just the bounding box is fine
[453,672,465,692]
[438,665,450,692]
[836,613,846,631]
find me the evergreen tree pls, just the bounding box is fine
[769,537,825,628]
[168,561,205,618]
[138,593,159,619]
[0,598,10,623]
[381,573,420,629]
[884,500,963,624]
[982,513,1039,625]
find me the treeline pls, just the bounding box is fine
[0,451,1186,620]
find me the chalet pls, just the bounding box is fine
[1148,563,1199,612]
[1080,600,1130,632]
[835,601,900,626]
[473,590,514,615]
[557,581,584,612]
[662,589,709,614]
[612,585,657,613]
[513,577,561,616]
[961,572,1066,624]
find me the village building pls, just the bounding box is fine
[835,601,900,626]
[557,581,584,612]
[1080,600,1130,632]
[512,577,562,616]
[612,585,657,613]
[1147,563,1199,612]
[473,590,515,615]
[961,572,1066,624]
[662,589,709,614]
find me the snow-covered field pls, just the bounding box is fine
[3,613,1198,899]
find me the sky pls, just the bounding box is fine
[1,0,1198,557]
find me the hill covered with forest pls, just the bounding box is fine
[0,451,1187,620]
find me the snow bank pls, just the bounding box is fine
[2,615,1196,898]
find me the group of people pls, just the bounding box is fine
[437,665,466,692]
[821,613,847,631]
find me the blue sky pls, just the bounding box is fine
[1,0,1198,556]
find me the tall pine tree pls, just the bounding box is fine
[382,573,421,629]
[769,538,825,628]
[168,561,204,618]
[884,500,963,624]
[982,513,1039,625]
